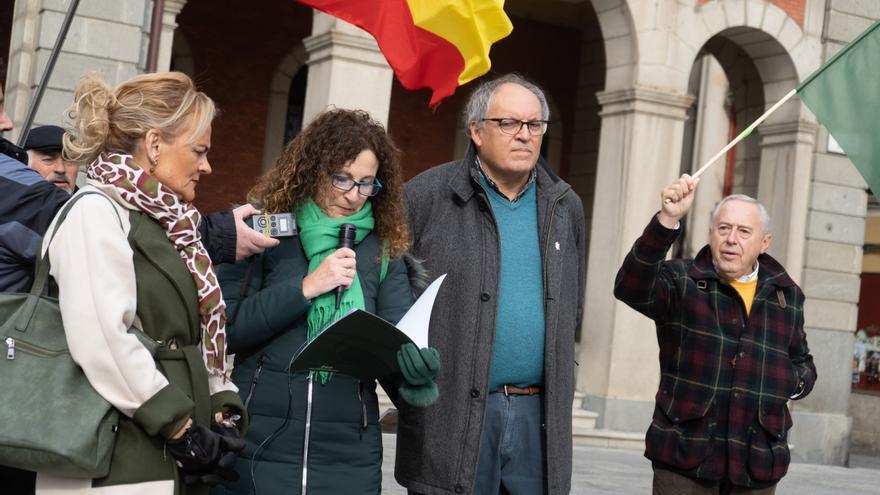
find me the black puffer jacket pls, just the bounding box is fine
[214,231,413,495]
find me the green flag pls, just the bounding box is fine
[798,20,880,194]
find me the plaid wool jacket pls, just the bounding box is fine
[614,215,817,487]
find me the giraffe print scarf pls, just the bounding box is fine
[88,153,228,378]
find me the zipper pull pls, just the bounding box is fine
[6,337,15,360]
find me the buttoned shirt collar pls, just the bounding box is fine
[475,156,536,202]
[713,259,760,282]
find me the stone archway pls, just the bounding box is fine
[261,44,308,171]
[680,28,806,264]
[588,0,637,91]
[170,30,195,77]
[669,1,818,280]
[578,0,819,434]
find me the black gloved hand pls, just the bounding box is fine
[166,421,243,486]
[210,421,246,482]
[166,421,221,475]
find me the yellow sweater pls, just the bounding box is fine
[730,278,758,316]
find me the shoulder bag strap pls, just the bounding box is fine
[15,191,122,332]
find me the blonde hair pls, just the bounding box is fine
[64,71,216,164]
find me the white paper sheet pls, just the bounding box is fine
[395,273,446,348]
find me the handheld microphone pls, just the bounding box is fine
[335,223,357,309]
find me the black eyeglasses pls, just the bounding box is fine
[330,173,383,197]
[481,118,549,136]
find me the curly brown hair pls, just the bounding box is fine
[249,109,410,258]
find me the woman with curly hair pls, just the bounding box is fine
[215,109,439,494]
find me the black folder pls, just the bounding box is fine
[290,309,414,380]
[289,274,446,381]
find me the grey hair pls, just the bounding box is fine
[463,73,550,136]
[710,194,771,235]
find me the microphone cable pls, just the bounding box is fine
[248,306,342,494]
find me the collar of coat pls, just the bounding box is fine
[447,141,569,203]
[688,243,796,289]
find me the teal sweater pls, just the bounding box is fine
[479,175,546,390]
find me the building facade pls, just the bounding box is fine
[2,0,878,465]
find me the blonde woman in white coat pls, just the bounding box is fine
[37,72,246,495]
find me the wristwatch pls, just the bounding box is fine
[220,413,241,429]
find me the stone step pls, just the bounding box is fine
[572,408,598,430]
[572,428,645,450]
[378,385,394,408]
[379,386,636,444]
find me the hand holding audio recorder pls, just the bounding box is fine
[250,211,297,238]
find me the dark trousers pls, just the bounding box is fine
[653,465,777,495]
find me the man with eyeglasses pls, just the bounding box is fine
[397,74,586,495]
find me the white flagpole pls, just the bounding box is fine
[692,88,797,179]
[664,87,798,204]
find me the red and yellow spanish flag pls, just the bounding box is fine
[297,0,513,107]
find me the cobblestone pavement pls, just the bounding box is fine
[380,434,880,494]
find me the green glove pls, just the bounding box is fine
[397,343,440,386]
[397,343,441,406]
[399,381,439,407]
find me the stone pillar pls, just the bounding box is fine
[4,0,149,141]
[577,86,694,432]
[156,0,187,72]
[301,11,393,127]
[756,120,818,282]
[786,125,866,465]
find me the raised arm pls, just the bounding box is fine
[613,174,699,320]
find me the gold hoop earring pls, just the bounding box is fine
[150,155,158,175]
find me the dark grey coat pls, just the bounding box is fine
[397,145,586,494]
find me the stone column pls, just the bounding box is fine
[156,0,187,72]
[4,0,149,140]
[301,11,393,127]
[787,125,866,465]
[577,86,694,432]
[756,120,818,282]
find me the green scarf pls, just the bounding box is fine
[296,198,374,383]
